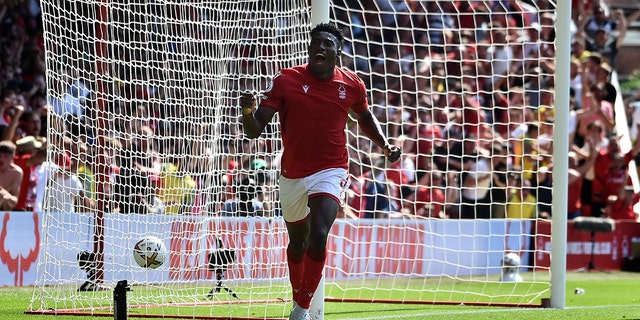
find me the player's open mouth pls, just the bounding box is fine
[314,53,327,63]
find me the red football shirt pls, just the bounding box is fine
[414,186,445,217]
[608,192,640,220]
[592,151,633,203]
[14,154,36,211]
[261,64,368,178]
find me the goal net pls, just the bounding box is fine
[30,0,559,318]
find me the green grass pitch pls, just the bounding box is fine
[4,271,640,319]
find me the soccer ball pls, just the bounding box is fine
[502,252,521,267]
[500,252,523,282]
[133,236,167,269]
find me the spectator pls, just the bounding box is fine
[577,81,615,138]
[13,136,45,211]
[456,1,490,42]
[490,142,509,218]
[113,125,158,214]
[423,1,457,54]
[538,12,556,46]
[491,86,526,138]
[74,140,96,207]
[0,140,22,210]
[551,140,598,220]
[385,136,415,206]
[571,37,591,63]
[362,159,398,219]
[494,0,535,28]
[42,153,91,213]
[67,146,94,214]
[591,131,640,217]
[50,75,89,119]
[580,52,602,89]
[223,159,267,217]
[569,58,585,109]
[535,115,554,156]
[34,157,59,214]
[506,177,537,219]
[443,170,461,219]
[408,170,445,218]
[486,26,514,92]
[131,192,165,215]
[458,138,492,219]
[342,158,370,219]
[604,185,639,221]
[489,6,519,39]
[567,146,598,220]
[17,110,42,140]
[448,82,486,138]
[410,110,441,181]
[596,62,617,104]
[506,106,532,172]
[582,4,617,39]
[577,122,606,218]
[1,103,24,142]
[573,110,609,151]
[582,9,640,67]
[188,124,222,216]
[158,155,196,215]
[433,125,464,172]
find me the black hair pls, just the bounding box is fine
[19,110,38,122]
[310,23,344,45]
[0,140,16,154]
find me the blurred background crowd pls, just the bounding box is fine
[1,0,640,222]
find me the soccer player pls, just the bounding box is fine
[239,23,401,320]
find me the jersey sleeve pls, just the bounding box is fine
[350,72,369,114]
[260,71,286,111]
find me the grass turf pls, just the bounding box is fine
[5,271,640,319]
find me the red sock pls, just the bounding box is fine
[296,247,326,309]
[287,247,305,303]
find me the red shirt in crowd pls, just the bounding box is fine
[347,172,370,219]
[414,185,445,218]
[411,123,442,172]
[608,192,640,220]
[592,151,633,203]
[13,154,37,211]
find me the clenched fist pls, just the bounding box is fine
[239,92,256,115]
[384,144,402,163]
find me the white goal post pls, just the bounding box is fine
[28,0,570,318]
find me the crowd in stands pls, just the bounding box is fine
[335,0,640,221]
[1,0,640,222]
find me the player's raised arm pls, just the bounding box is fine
[353,108,401,162]
[239,92,276,139]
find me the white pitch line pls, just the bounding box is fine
[335,304,640,320]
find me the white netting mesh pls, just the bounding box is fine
[31,0,558,318]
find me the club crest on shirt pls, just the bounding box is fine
[338,84,346,100]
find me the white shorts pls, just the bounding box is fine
[279,168,349,223]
